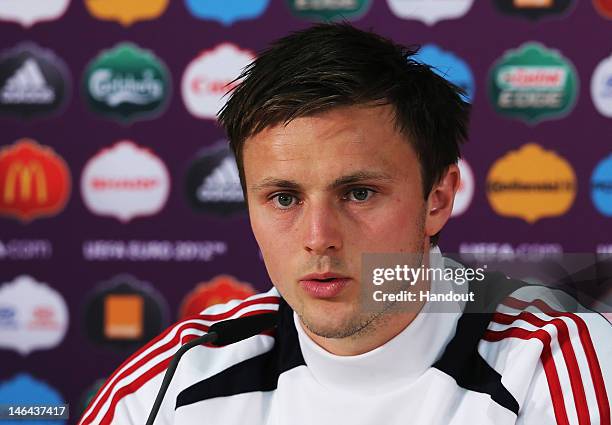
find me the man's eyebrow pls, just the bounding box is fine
[329,171,393,189]
[250,171,392,192]
[250,178,301,192]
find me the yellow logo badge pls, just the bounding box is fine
[486,143,576,223]
[85,0,169,26]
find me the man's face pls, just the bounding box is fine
[243,104,429,339]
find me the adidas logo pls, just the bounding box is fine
[197,156,244,202]
[0,58,55,104]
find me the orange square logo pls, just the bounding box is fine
[104,295,143,339]
[514,0,553,7]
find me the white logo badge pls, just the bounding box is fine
[452,158,474,217]
[181,43,255,120]
[386,0,474,25]
[1,58,55,104]
[0,275,68,355]
[197,156,244,202]
[0,0,70,27]
[591,54,612,118]
[81,141,170,222]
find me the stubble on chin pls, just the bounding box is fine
[297,298,396,340]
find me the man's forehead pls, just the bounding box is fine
[250,119,365,156]
[243,104,405,159]
[241,104,419,191]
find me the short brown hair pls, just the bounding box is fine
[218,23,470,245]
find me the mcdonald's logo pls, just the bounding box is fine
[5,161,48,204]
[0,139,70,222]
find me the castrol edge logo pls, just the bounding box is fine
[488,42,578,124]
[0,138,71,222]
[81,140,170,222]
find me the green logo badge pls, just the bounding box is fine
[488,42,578,124]
[83,43,170,123]
[286,0,371,21]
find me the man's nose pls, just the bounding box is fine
[302,198,343,256]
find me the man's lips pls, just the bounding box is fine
[298,273,351,299]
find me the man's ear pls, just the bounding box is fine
[424,164,461,238]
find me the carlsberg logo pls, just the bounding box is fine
[89,69,163,107]
[84,43,170,123]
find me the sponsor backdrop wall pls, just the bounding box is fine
[1,0,611,422]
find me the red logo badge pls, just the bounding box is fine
[0,138,71,221]
[179,275,256,319]
[594,0,612,18]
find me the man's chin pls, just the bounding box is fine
[297,304,374,340]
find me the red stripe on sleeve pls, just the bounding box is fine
[503,297,610,425]
[492,311,590,425]
[484,327,570,425]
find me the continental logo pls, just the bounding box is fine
[85,0,169,26]
[486,143,576,223]
[0,139,70,222]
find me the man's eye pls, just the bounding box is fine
[346,188,373,202]
[272,193,296,209]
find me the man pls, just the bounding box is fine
[78,23,611,425]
